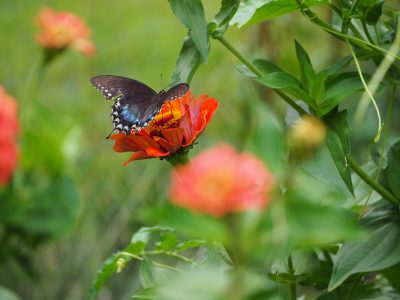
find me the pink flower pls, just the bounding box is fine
[36,7,95,56]
[170,144,275,217]
[0,86,19,184]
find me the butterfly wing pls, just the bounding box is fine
[90,75,163,135]
[161,83,189,101]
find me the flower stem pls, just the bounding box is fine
[345,154,399,205]
[288,255,297,300]
[216,36,307,116]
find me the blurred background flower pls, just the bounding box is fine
[0,86,19,185]
[288,115,326,159]
[36,7,95,57]
[170,144,275,216]
[111,91,218,164]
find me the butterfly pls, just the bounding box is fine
[90,75,189,137]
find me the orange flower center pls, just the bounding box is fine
[146,98,184,135]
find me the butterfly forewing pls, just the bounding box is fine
[90,75,157,101]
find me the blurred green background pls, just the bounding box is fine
[0,1,353,299]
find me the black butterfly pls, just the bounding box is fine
[90,75,189,137]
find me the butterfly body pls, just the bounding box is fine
[90,75,189,136]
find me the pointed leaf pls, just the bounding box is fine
[302,143,353,197]
[329,221,400,291]
[325,130,354,196]
[209,0,240,38]
[170,0,209,61]
[295,40,316,91]
[319,56,351,78]
[385,140,400,199]
[320,72,370,116]
[140,257,156,288]
[253,58,283,74]
[256,72,315,107]
[171,34,203,84]
[132,287,157,299]
[230,0,328,27]
[87,253,132,300]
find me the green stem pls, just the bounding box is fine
[21,55,45,128]
[168,151,189,166]
[225,213,243,265]
[288,255,297,300]
[361,20,375,44]
[341,0,362,34]
[297,0,400,57]
[346,154,399,205]
[216,36,307,116]
[217,36,263,77]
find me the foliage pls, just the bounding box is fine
[1,0,400,299]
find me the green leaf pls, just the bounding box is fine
[155,266,230,300]
[319,72,368,116]
[0,175,80,240]
[230,0,328,28]
[359,0,384,25]
[170,0,209,61]
[382,262,400,293]
[324,110,351,155]
[319,56,351,79]
[294,40,316,91]
[329,221,400,291]
[234,59,282,78]
[325,130,354,196]
[176,240,207,252]
[301,143,353,197]
[171,34,203,84]
[132,287,156,299]
[253,58,283,74]
[323,111,354,195]
[385,140,400,199]
[256,72,315,107]
[87,253,132,300]
[0,286,20,300]
[160,231,178,251]
[153,203,230,244]
[285,188,360,247]
[140,257,156,288]
[209,0,240,38]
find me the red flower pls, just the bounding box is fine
[0,86,19,184]
[36,7,95,56]
[111,91,218,165]
[169,144,275,217]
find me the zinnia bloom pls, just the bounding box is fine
[170,144,275,217]
[0,86,19,184]
[36,7,95,56]
[111,91,218,165]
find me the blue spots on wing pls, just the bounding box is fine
[121,105,139,123]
